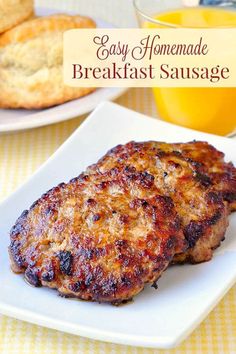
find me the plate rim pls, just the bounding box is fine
[0,87,128,133]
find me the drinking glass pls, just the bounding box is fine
[133,0,236,136]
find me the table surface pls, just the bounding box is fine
[0,1,236,353]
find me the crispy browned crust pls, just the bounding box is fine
[87,141,233,264]
[172,141,236,212]
[9,167,185,304]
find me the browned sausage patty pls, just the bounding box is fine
[172,141,236,211]
[87,141,234,263]
[9,167,186,304]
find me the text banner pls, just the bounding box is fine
[63,29,236,87]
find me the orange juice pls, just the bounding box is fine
[146,7,236,136]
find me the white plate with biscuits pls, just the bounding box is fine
[0,7,128,133]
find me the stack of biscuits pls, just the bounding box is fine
[0,0,96,109]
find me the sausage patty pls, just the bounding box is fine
[172,141,236,211]
[87,141,234,263]
[9,167,185,304]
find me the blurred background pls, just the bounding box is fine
[35,0,138,27]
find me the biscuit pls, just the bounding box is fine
[0,0,34,34]
[0,14,96,109]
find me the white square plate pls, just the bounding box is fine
[1,102,236,349]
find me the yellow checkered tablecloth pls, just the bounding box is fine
[0,1,236,353]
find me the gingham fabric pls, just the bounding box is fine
[0,1,236,353]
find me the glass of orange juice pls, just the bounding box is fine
[133,0,236,136]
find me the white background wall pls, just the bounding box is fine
[35,0,138,27]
